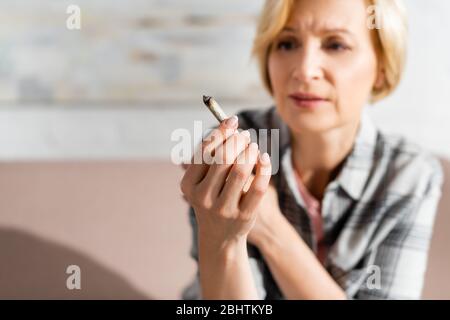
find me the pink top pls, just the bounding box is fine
[293,170,327,265]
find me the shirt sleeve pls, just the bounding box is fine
[181,207,202,300]
[349,161,444,299]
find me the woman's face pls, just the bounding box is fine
[268,0,381,135]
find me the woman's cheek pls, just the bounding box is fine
[334,60,376,111]
[268,56,285,92]
[345,54,377,99]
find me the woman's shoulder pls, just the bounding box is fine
[375,130,444,197]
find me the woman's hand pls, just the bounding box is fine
[180,116,272,251]
[246,179,285,249]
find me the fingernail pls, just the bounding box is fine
[241,130,250,139]
[225,116,238,127]
[249,142,259,151]
[260,152,270,164]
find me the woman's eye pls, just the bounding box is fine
[276,40,296,51]
[325,41,349,52]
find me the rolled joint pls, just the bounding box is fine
[202,95,228,123]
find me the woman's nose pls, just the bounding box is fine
[291,45,324,83]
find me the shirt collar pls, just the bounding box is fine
[335,110,379,200]
[279,109,379,205]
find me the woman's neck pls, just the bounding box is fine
[290,120,361,201]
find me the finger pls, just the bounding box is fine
[240,148,259,193]
[239,152,272,217]
[214,130,251,167]
[243,174,255,193]
[181,116,239,191]
[180,160,208,198]
[219,142,259,208]
[192,115,239,166]
[199,130,251,198]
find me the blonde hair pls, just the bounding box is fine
[252,0,408,103]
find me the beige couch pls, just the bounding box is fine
[0,159,448,299]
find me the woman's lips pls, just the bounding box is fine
[289,94,329,109]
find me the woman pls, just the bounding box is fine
[180,0,443,299]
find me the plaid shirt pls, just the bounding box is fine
[182,106,444,300]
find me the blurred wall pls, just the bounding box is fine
[0,0,449,160]
[0,0,266,105]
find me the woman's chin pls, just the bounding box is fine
[291,124,332,135]
[276,104,337,133]
[280,111,332,133]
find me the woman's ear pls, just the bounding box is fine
[374,66,386,91]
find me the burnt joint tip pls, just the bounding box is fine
[203,95,212,105]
